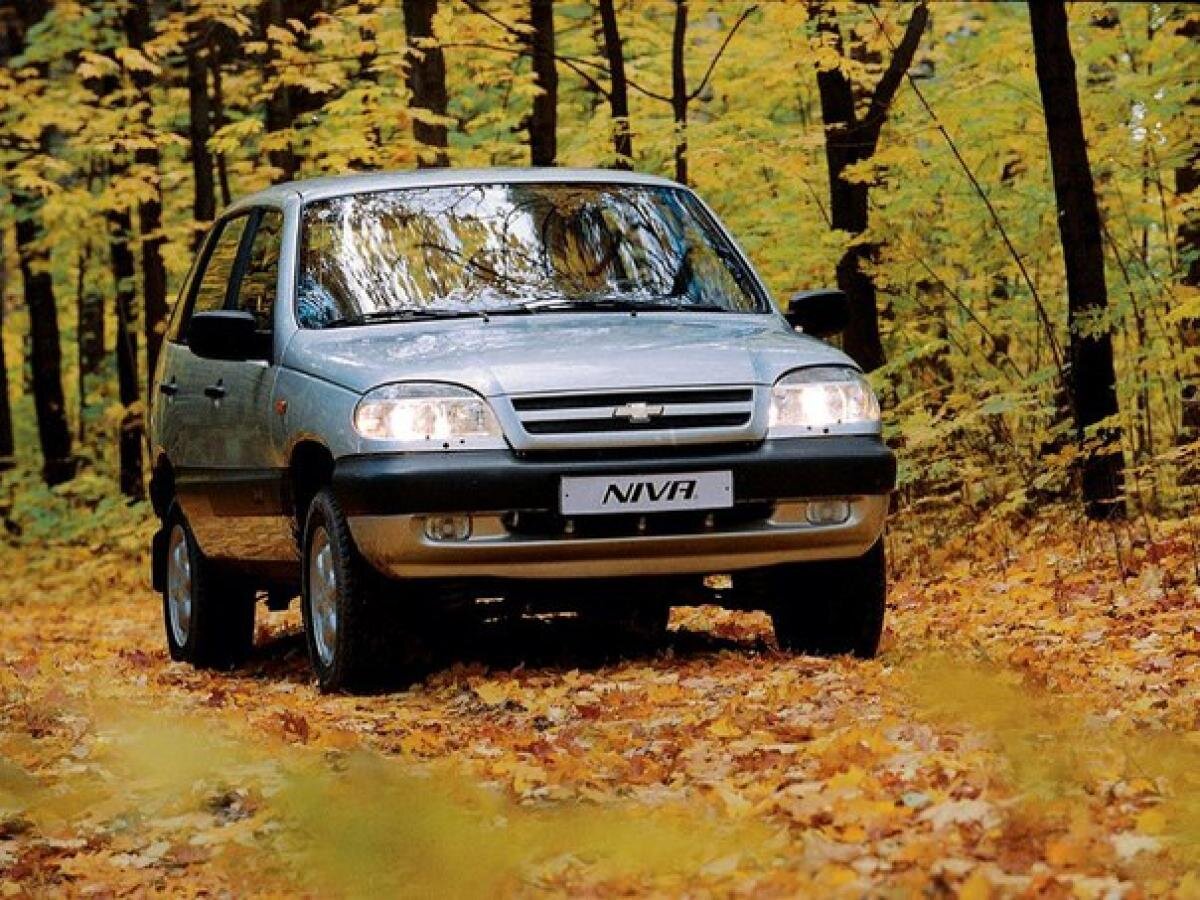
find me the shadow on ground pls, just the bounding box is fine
[239,607,774,692]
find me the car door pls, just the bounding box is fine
[162,213,251,480]
[192,207,295,562]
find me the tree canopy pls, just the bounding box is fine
[0,0,1197,530]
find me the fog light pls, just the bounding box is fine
[806,499,850,525]
[424,515,471,541]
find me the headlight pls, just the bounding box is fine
[768,367,880,435]
[354,383,504,447]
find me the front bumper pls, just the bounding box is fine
[335,436,895,579]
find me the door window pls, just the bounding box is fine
[233,210,283,332]
[192,217,248,317]
[170,215,250,344]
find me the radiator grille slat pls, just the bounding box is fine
[525,413,750,434]
[513,388,752,412]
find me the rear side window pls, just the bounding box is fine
[192,216,248,316]
[233,210,283,332]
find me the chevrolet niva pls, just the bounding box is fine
[149,169,896,691]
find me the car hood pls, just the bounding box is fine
[281,312,857,396]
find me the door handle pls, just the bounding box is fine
[204,382,226,400]
[158,379,178,397]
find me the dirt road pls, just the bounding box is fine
[1,516,1197,896]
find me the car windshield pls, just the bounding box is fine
[297,182,767,327]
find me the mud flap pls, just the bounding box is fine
[151,526,168,593]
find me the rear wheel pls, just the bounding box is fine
[162,505,256,669]
[767,540,886,658]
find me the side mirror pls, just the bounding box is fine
[784,289,848,337]
[187,310,270,361]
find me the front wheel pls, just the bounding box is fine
[301,489,380,693]
[301,490,435,692]
[162,505,256,669]
[767,539,886,658]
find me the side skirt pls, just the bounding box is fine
[175,468,299,565]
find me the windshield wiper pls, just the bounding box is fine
[486,297,730,315]
[323,308,488,328]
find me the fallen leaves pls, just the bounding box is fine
[0,507,1197,895]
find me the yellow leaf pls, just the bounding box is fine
[474,680,515,706]
[1177,871,1200,900]
[838,823,866,843]
[1044,836,1086,867]
[707,717,742,738]
[398,729,442,755]
[959,869,992,900]
[828,766,867,790]
[266,24,296,45]
[815,865,858,889]
[1135,807,1168,835]
[114,46,160,76]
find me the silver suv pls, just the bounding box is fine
[149,169,895,691]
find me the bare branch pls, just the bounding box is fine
[688,4,758,102]
[460,0,527,40]
[867,3,1066,382]
[861,2,927,146]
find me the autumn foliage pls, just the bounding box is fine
[0,509,1197,894]
[0,2,1197,514]
[1,0,1199,895]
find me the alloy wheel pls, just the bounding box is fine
[166,524,193,648]
[308,526,338,668]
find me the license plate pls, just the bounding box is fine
[560,471,733,516]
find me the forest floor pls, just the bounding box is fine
[0,510,1198,897]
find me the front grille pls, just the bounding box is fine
[511,387,755,437]
[524,413,749,435]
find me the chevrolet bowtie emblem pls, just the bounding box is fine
[613,401,665,424]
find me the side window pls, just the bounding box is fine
[165,240,205,344]
[178,216,249,343]
[233,210,282,332]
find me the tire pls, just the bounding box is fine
[301,488,394,693]
[767,539,886,658]
[161,504,256,669]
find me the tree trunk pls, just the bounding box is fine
[0,238,14,471]
[13,192,76,485]
[261,0,299,182]
[671,0,688,184]
[812,29,878,368]
[185,20,216,246]
[107,203,145,500]
[73,243,93,442]
[810,1,927,373]
[528,0,557,166]
[1179,161,1200,476]
[355,0,382,168]
[78,283,103,376]
[597,0,632,168]
[122,0,169,390]
[4,0,65,481]
[1028,0,1125,518]
[256,0,322,180]
[1176,16,1200,481]
[208,29,232,206]
[401,0,450,167]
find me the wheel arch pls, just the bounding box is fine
[287,439,336,540]
[149,453,176,519]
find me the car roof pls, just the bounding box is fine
[227,167,685,211]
